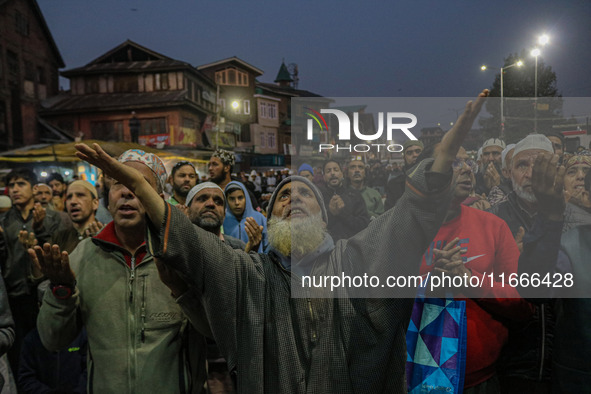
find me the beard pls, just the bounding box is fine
[190,212,222,233]
[512,178,537,203]
[268,212,327,259]
[173,182,191,198]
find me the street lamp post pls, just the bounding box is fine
[481,60,523,138]
[531,48,541,132]
[531,34,549,133]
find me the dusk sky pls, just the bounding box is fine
[37,0,591,125]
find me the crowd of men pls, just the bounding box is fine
[0,88,590,393]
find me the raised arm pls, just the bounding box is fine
[431,89,488,174]
[75,143,165,229]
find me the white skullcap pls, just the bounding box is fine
[501,143,516,169]
[513,134,553,159]
[186,182,224,206]
[0,195,11,209]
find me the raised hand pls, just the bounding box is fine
[32,203,46,230]
[84,220,104,237]
[28,243,76,286]
[244,217,263,253]
[532,152,566,221]
[484,164,501,190]
[75,142,165,227]
[75,143,143,193]
[328,195,345,216]
[18,230,38,249]
[434,89,489,174]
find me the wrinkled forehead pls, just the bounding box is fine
[196,187,224,200]
[278,181,315,198]
[512,149,547,166]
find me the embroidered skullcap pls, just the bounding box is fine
[212,149,235,167]
[118,149,167,190]
[565,150,591,170]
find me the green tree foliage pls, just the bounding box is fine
[480,50,564,143]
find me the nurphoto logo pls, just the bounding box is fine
[305,107,419,152]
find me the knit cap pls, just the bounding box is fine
[267,176,328,225]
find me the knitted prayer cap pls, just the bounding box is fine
[212,149,235,167]
[267,176,328,225]
[118,149,167,190]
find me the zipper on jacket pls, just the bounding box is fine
[307,298,317,342]
[538,304,546,381]
[141,275,147,343]
[129,256,136,303]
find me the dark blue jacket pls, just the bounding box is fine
[18,328,87,394]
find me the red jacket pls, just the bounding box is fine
[420,205,534,388]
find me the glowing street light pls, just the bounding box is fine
[538,34,550,46]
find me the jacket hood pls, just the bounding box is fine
[223,181,267,249]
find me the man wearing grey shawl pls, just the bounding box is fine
[74,91,488,393]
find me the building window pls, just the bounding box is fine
[259,102,278,119]
[90,121,123,141]
[36,67,46,84]
[85,76,100,93]
[243,100,250,115]
[114,75,138,92]
[215,68,249,87]
[7,51,19,77]
[183,118,195,130]
[268,132,276,148]
[260,132,266,148]
[154,73,169,90]
[15,11,29,36]
[24,62,34,81]
[268,103,277,119]
[140,117,167,135]
[259,102,267,118]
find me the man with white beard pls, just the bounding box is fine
[489,134,554,239]
[74,90,488,393]
[487,134,555,392]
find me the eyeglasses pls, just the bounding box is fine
[452,158,477,173]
